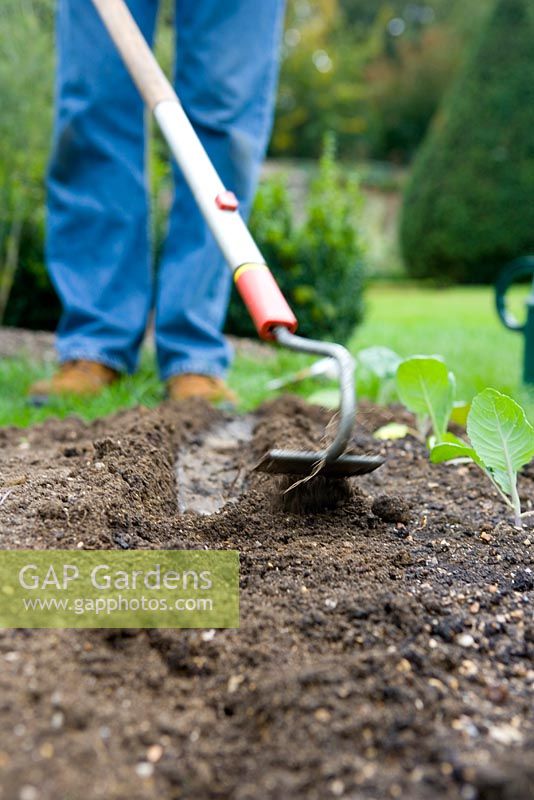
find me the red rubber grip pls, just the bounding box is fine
[234,264,298,341]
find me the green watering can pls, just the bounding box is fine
[495,256,534,384]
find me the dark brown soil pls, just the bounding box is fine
[0,396,533,800]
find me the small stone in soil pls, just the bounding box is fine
[147,744,163,763]
[19,789,39,800]
[456,633,475,648]
[135,762,154,778]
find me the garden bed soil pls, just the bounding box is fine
[0,396,532,800]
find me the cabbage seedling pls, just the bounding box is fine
[308,346,402,409]
[396,356,455,444]
[357,347,402,404]
[431,388,534,527]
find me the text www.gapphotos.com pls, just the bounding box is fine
[22,595,214,615]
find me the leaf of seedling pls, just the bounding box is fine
[450,401,470,428]
[490,469,514,497]
[430,441,480,464]
[467,388,534,524]
[467,389,534,477]
[396,356,455,443]
[428,430,463,447]
[356,347,402,404]
[357,347,402,379]
[307,388,340,409]
[373,422,410,441]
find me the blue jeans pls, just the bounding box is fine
[47,0,284,379]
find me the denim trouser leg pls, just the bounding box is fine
[154,0,286,380]
[47,0,159,374]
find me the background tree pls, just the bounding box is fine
[272,0,493,162]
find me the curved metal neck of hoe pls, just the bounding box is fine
[272,326,356,462]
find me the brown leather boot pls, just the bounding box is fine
[29,360,119,401]
[167,374,237,405]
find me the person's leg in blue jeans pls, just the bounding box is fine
[155,0,285,382]
[46,0,159,375]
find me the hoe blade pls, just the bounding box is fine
[255,450,385,478]
[257,327,386,482]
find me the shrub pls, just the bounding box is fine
[0,0,57,327]
[226,136,365,343]
[400,0,534,283]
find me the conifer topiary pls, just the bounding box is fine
[401,0,534,283]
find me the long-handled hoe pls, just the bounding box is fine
[90,0,385,490]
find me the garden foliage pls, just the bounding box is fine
[401,0,534,283]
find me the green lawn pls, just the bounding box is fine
[1,284,532,427]
[350,284,531,410]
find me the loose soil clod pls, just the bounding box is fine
[371,493,412,524]
[0,395,532,800]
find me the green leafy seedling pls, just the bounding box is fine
[308,347,401,409]
[396,356,455,444]
[357,346,401,404]
[357,347,401,379]
[432,388,534,526]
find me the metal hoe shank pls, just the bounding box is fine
[255,327,384,477]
